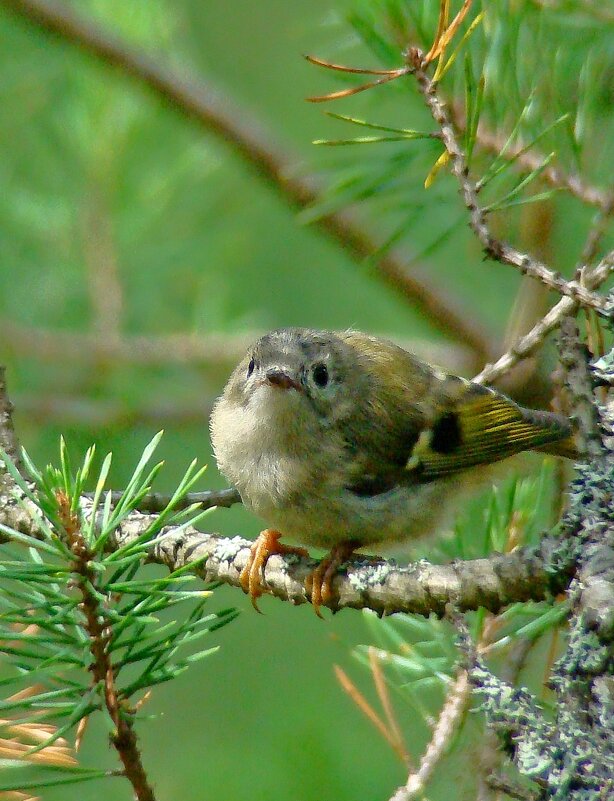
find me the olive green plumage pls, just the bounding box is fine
[210,328,576,550]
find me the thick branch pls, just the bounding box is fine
[0,0,491,364]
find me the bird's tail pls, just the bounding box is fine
[524,409,579,460]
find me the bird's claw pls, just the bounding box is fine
[239,529,309,612]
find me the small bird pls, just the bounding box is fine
[210,328,576,616]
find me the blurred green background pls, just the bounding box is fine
[0,0,612,799]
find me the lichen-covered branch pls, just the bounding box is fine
[452,327,614,801]
[77,499,579,616]
[0,367,22,473]
[0,368,29,544]
[557,318,614,639]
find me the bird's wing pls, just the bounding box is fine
[411,382,574,481]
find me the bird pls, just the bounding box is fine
[210,327,576,616]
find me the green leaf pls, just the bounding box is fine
[491,602,570,653]
[314,134,434,146]
[83,450,112,547]
[482,151,557,212]
[0,769,109,792]
[477,113,569,192]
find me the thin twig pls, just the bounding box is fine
[388,670,470,801]
[577,195,614,270]
[82,487,241,513]
[408,50,611,317]
[450,105,613,212]
[473,250,614,384]
[0,0,491,364]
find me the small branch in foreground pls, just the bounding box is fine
[407,49,611,318]
[0,0,491,365]
[388,670,469,801]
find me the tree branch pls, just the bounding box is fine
[0,322,477,374]
[0,0,492,365]
[63,499,579,616]
[0,477,576,618]
[0,367,22,473]
[408,50,612,318]
[473,251,614,385]
[450,101,613,213]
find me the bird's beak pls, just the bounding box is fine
[264,368,302,392]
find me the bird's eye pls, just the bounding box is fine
[246,358,255,378]
[312,362,329,388]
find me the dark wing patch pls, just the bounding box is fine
[430,412,462,454]
[412,384,573,481]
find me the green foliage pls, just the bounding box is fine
[307,0,614,266]
[0,436,237,793]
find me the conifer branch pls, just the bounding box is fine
[407,49,612,318]
[450,104,613,212]
[57,492,157,801]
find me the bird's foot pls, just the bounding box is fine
[240,529,309,612]
[306,541,360,618]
